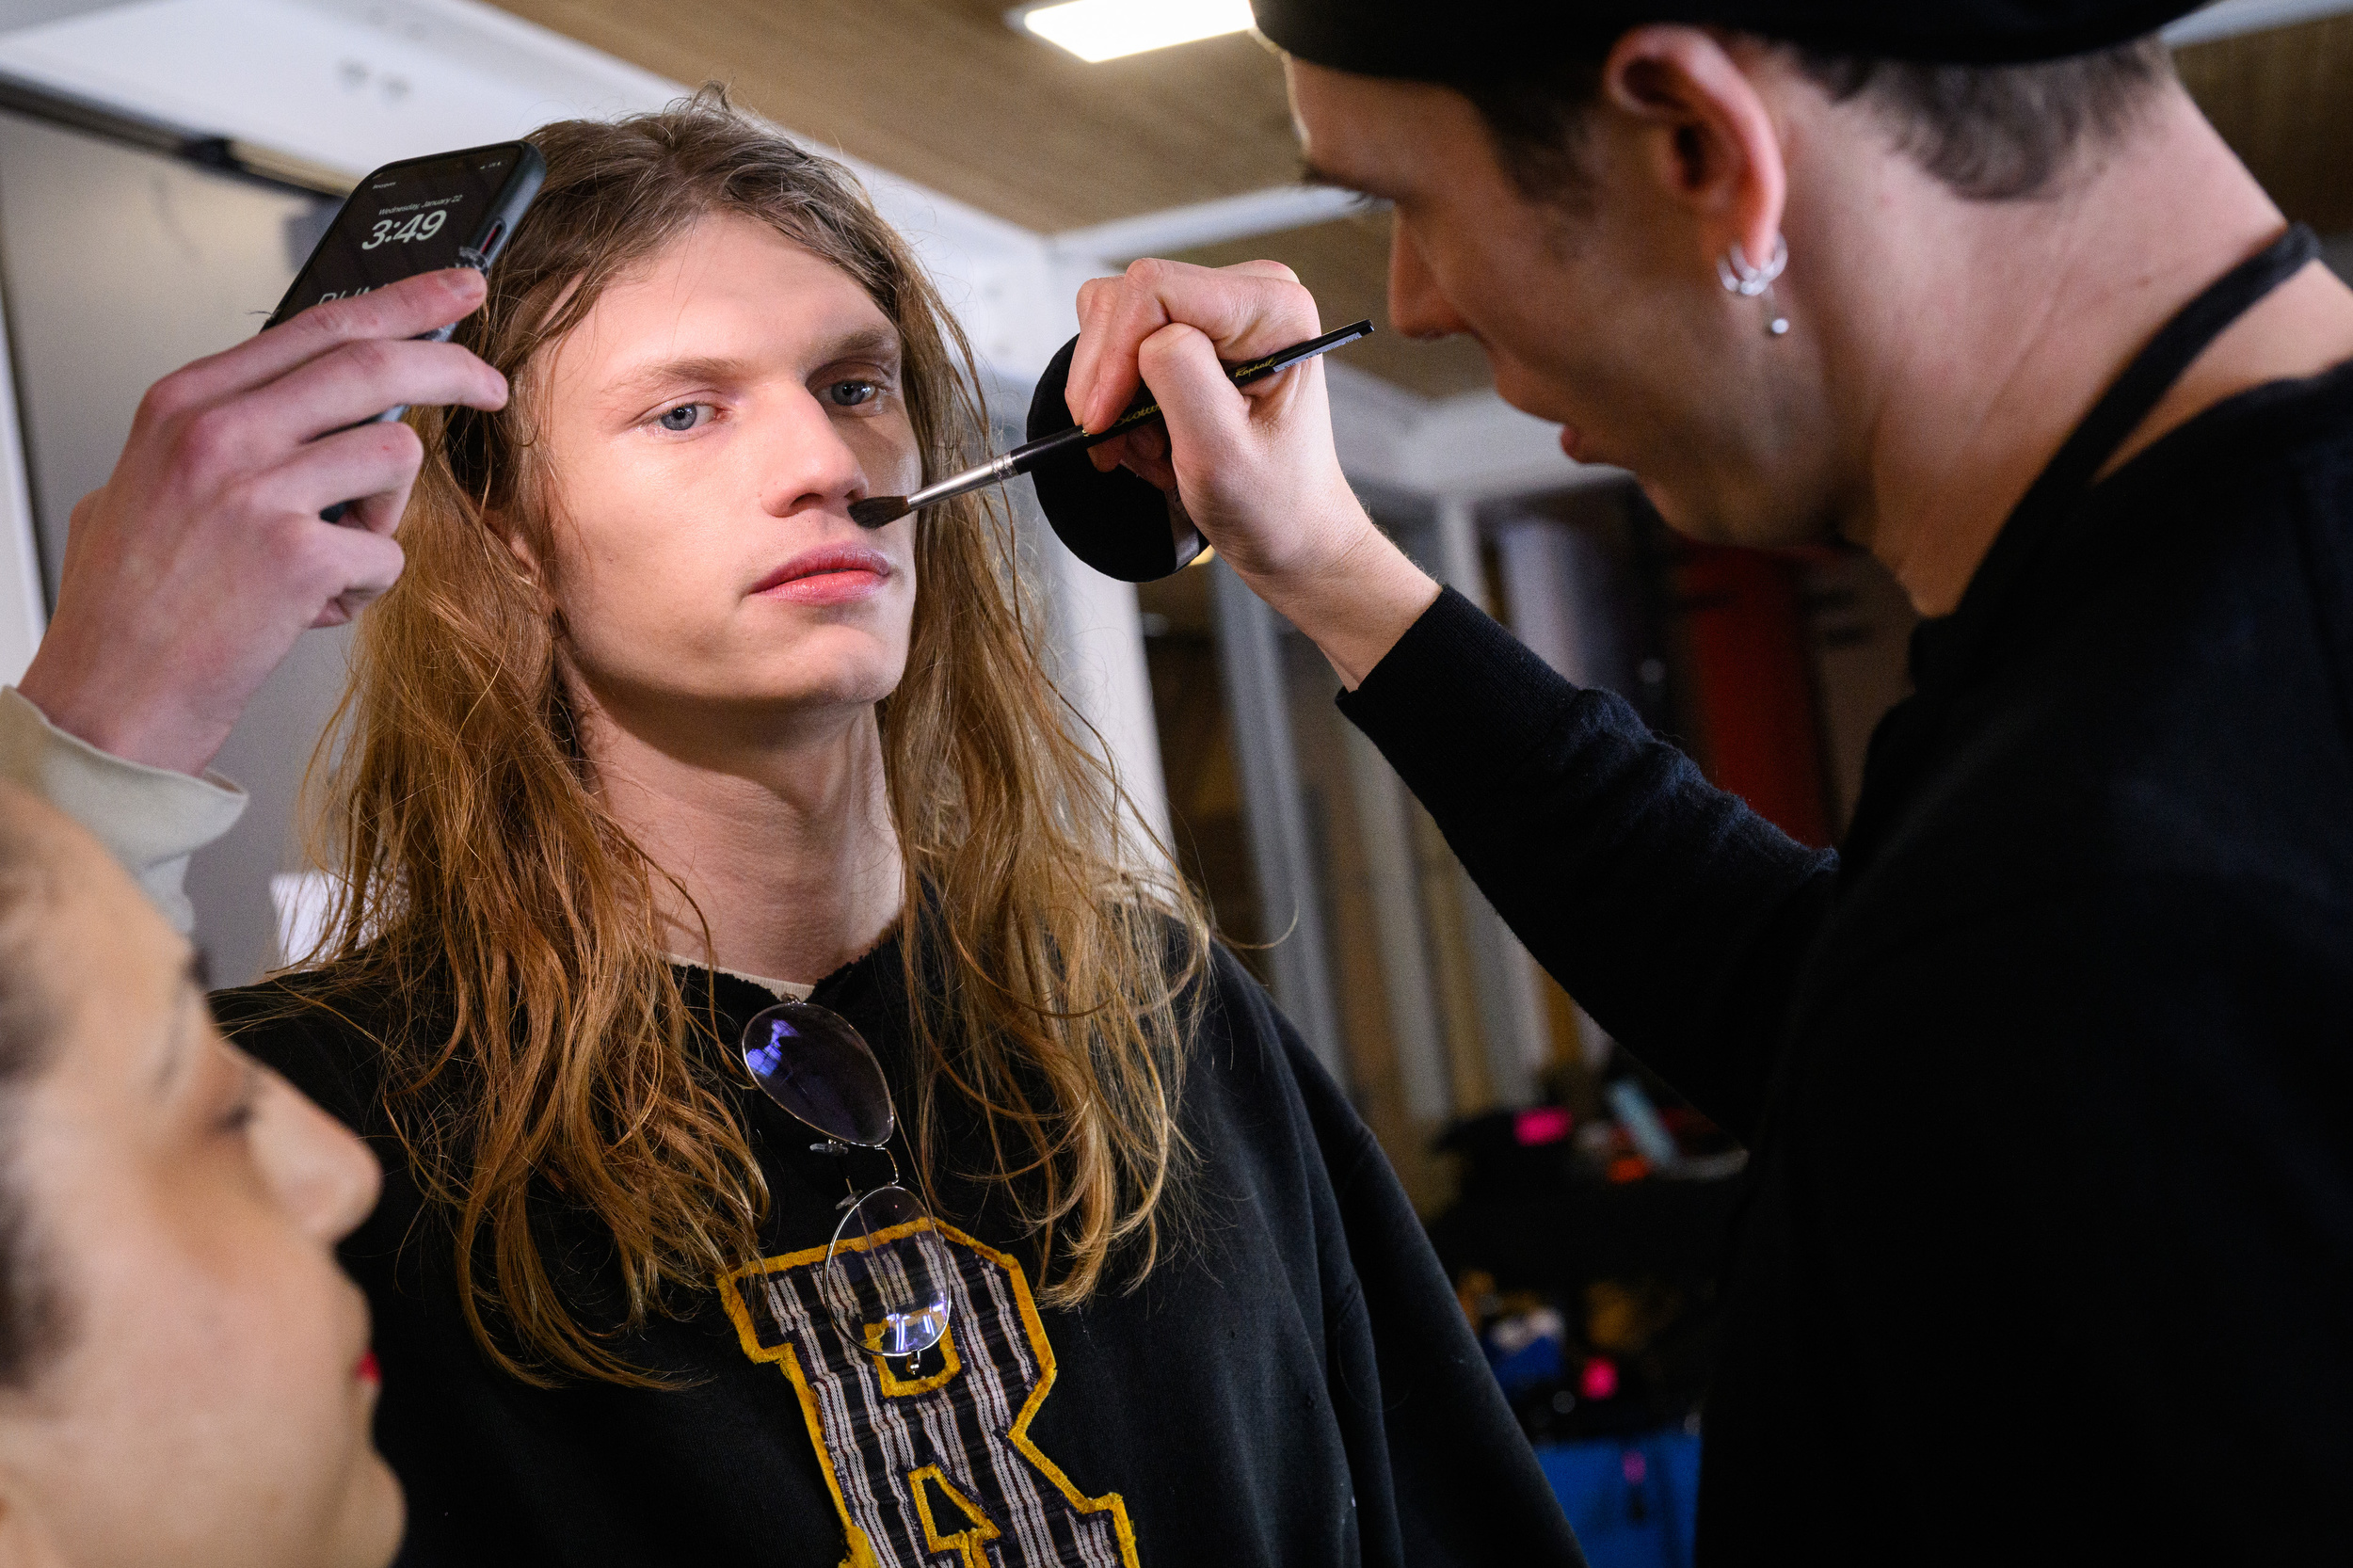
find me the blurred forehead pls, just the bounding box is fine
[0,800,194,1097]
[1288,59,1490,198]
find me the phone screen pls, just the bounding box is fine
[266,144,538,328]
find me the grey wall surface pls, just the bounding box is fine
[0,107,343,985]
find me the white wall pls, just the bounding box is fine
[0,270,48,686]
[0,105,357,984]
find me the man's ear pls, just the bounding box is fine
[1601,25,1789,278]
[496,517,555,614]
[501,517,538,575]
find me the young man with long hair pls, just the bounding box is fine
[4,96,1578,1565]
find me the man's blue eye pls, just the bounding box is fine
[828,380,879,408]
[658,404,707,432]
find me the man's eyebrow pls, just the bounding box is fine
[604,328,904,405]
[151,954,203,1097]
[604,353,760,404]
[808,325,903,370]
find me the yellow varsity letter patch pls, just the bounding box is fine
[721,1221,1140,1568]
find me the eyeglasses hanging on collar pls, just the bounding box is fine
[739,1001,953,1360]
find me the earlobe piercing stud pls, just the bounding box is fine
[1718,236,1791,337]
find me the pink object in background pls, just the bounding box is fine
[1514,1107,1574,1146]
[1579,1356,1620,1401]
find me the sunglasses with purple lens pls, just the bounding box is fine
[740,1000,952,1359]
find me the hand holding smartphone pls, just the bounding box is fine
[15,143,534,776]
[267,140,545,519]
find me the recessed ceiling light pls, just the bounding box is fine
[1010,0,1256,63]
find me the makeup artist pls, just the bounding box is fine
[1068,0,2353,1556]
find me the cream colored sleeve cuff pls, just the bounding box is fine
[0,686,247,935]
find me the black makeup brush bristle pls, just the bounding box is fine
[850,495,909,529]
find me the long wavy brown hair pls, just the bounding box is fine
[295,92,1211,1385]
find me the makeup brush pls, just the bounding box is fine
[848,318,1374,529]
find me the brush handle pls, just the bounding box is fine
[895,318,1374,517]
[1008,316,1375,475]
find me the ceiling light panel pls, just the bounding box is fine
[1011,0,1256,63]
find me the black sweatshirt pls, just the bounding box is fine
[1337,360,2353,1560]
[215,941,1582,1567]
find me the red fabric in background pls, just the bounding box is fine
[1675,547,1830,848]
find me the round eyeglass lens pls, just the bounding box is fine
[824,1185,952,1359]
[741,1001,895,1147]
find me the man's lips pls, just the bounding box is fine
[750,543,893,605]
[356,1350,380,1385]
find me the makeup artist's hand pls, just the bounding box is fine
[1067,258,1436,686]
[16,268,507,776]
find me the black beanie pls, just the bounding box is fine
[1251,0,2206,75]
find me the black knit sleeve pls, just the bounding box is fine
[1336,587,1835,1139]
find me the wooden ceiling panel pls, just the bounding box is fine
[1163,211,1497,400]
[2175,15,2353,235]
[487,1,2353,243]
[486,0,1297,232]
[482,1,2349,398]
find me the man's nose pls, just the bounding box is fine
[1387,218,1475,343]
[760,389,870,518]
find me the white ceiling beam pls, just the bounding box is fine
[0,0,674,181]
[2164,0,2353,44]
[1325,363,1616,503]
[1048,184,1373,265]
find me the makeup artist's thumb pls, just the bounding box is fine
[1134,323,1249,465]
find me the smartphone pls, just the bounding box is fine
[266,140,546,518]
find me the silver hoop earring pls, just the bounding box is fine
[1717,236,1791,337]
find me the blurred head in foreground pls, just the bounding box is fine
[0,783,394,1568]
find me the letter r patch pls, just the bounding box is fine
[721,1222,1139,1568]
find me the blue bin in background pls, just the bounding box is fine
[1535,1428,1702,1568]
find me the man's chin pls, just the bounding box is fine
[1484,366,1578,444]
[1638,480,1849,554]
[730,634,907,709]
[331,1449,405,1568]
[735,666,907,722]
[1631,475,1709,541]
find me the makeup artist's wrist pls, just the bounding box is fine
[15,651,234,777]
[1231,522,1439,692]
